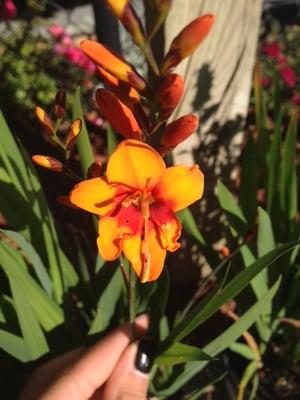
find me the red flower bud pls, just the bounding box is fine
[105,0,145,46]
[87,161,102,178]
[32,155,63,172]
[35,106,54,136]
[156,73,184,119]
[160,114,199,153]
[80,40,147,91]
[161,14,215,75]
[96,89,142,140]
[53,90,66,119]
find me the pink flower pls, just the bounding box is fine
[53,43,65,55]
[262,75,271,87]
[279,66,297,88]
[61,34,74,47]
[291,93,300,106]
[64,47,84,64]
[48,24,65,38]
[0,0,17,20]
[262,41,281,59]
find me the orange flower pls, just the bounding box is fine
[80,40,147,91]
[161,14,215,75]
[96,89,142,140]
[69,140,204,282]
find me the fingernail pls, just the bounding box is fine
[135,338,156,374]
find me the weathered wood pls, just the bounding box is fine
[164,0,262,168]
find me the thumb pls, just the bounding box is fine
[103,339,156,400]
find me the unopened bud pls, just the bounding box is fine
[105,0,145,46]
[161,14,215,75]
[65,119,82,150]
[87,161,102,178]
[53,90,66,119]
[96,89,142,140]
[80,40,147,91]
[32,155,63,172]
[160,114,198,152]
[35,106,54,136]
[157,73,184,119]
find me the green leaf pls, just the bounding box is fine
[0,242,64,331]
[0,329,29,362]
[10,278,49,360]
[239,134,258,226]
[1,229,52,295]
[178,208,206,246]
[230,342,256,361]
[73,87,94,177]
[155,342,214,366]
[155,277,280,397]
[257,208,275,258]
[107,124,117,155]
[89,266,123,335]
[216,181,248,236]
[163,241,298,344]
[267,110,282,213]
[279,111,298,221]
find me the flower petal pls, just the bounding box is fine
[123,228,166,282]
[69,177,116,215]
[153,165,204,212]
[97,217,122,260]
[107,139,166,190]
[150,204,181,251]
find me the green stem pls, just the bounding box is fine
[141,44,159,76]
[129,265,137,340]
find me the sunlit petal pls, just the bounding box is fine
[123,228,166,282]
[153,165,204,212]
[69,177,116,215]
[107,139,166,190]
[150,204,181,251]
[97,217,122,260]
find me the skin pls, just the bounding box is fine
[19,315,150,400]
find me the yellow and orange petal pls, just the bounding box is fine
[150,204,181,252]
[95,89,142,140]
[105,0,145,46]
[65,119,82,150]
[35,106,54,136]
[69,177,116,215]
[97,216,123,261]
[106,139,166,190]
[32,155,63,172]
[153,165,204,212]
[161,14,215,75]
[80,40,146,91]
[123,228,166,282]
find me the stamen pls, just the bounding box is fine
[141,194,151,282]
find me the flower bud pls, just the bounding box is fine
[53,90,66,119]
[105,0,145,46]
[96,89,142,140]
[161,14,215,75]
[32,155,63,172]
[97,66,140,105]
[35,106,54,136]
[65,119,82,150]
[156,73,184,119]
[80,40,147,91]
[87,161,102,178]
[160,114,198,152]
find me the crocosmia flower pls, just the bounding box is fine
[69,140,204,282]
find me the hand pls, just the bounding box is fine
[19,314,155,400]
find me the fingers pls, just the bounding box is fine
[23,314,149,400]
[103,338,156,400]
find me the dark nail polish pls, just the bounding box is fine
[135,338,156,374]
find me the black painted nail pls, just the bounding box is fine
[135,338,156,374]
